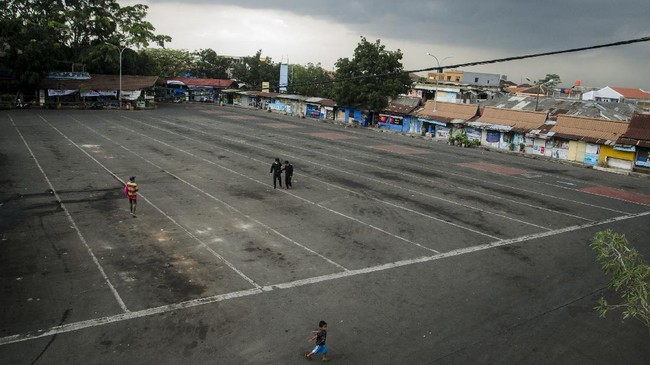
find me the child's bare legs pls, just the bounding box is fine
[130,199,137,215]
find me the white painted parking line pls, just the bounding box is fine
[185,113,629,215]
[556,180,576,186]
[9,116,128,313]
[70,116,348,272]
[150,115,594,223]
[107,116,441,254]
[119,115,533,237]
[2,209,647,347]
[37,115,261,290]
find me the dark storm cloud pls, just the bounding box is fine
[148,0,650,52]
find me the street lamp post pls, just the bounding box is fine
[106,43,127,109]
[426,53,452,112]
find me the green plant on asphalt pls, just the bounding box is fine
[591,230,650,332]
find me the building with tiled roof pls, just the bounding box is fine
[611,87,650,101]
[472,107,547,133]
[552,115,634,169]
[39,74,158,91]
[582,86,650,110]
[165,77,235,89]
[617,113,650,170]
[415,100,479,123]
[552,115,628,144]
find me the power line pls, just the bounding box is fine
[252,35,650,92]
[413,35,650,73]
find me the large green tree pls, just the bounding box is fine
[289,63,333,98]
[231,50,280,90]
[0,0,170,88]
[192,49,230,79]
[333,37,412,111]
[140,48,193,78]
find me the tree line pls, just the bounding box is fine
[0,1,411,111]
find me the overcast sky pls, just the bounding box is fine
[121,0,650,89]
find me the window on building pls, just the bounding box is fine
[455,76,460,82]
[474,77,479,83]
[447,76,451,81]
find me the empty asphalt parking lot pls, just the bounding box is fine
[1,104,649,364]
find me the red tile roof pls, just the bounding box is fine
[611,87,650,100]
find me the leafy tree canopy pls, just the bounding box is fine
[289,63,333,98]
[0,0,170,88]
[333,37,412,111]
[140,48,193,78]
[192,49,230,79]
[231,50,280,90]
[591,230,650,331]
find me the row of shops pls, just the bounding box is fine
[218,85,649,172]
[31,73,650,172]
[219,89,336,120]
[371,99,650,172]
[34,72,158,109]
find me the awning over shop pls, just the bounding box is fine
[80,90,117,97]
[48,89,77,96]
[120,90,142,100]
[417,118,447,127]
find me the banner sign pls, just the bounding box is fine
[81,90,117,97]
[48,89,77,96]
[120,90,142,100]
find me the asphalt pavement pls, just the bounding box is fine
[1,104,649,364]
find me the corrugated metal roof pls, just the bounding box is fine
[553,115,629,144]
[481,95,641,121]
[383,103,418,115]
[618,113,650,146]
[305,97,336,107]
[477,107,547,133]
[277,94,309,101]
[39,74,158,91]
[415,100,479,121]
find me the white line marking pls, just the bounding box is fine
[116,116,508,239]
[148,115,589,226]
[2,209,648,347]
[71,116,348,272]
[37,114,261,290]
[183,112,630,214]
[556,181,576,186]
[108,116,440,254]
[9,116,128,313]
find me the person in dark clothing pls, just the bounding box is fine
[283,160,293,189]
[269,158,283,189]
[306,321,329,361]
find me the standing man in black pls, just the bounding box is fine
[269,158,283,189]
[284,160,293,189]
